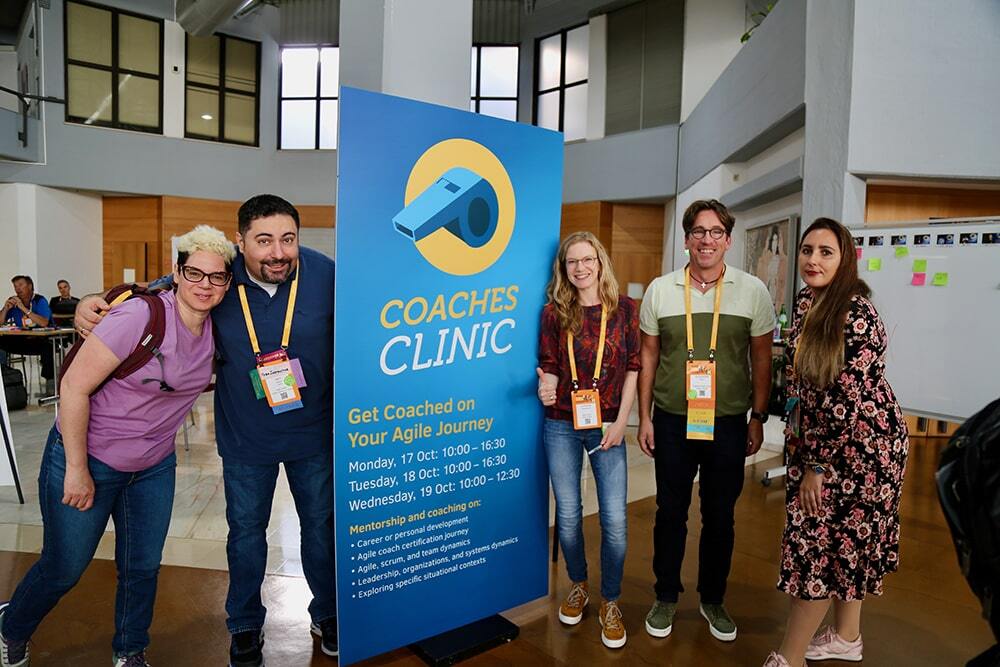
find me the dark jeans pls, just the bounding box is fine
[652,410,748,605]
[0,337,55,380]
[2,426,176,655]
[223,451,337,634]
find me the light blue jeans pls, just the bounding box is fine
[543,418,628,600]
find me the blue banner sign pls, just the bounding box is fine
[334,87,563,665]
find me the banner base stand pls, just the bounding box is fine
[409,614,519,666]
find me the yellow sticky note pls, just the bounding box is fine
[867,258,882,272]
[894,246,909,258]
[932,272,949,286]
[912,259,927,272]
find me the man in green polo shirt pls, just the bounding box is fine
[638,199,774,643]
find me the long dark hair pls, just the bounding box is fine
[796,218,871,387]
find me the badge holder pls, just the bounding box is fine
[239,275,306,415]
[683,266,723,441]
[568,306,607,431]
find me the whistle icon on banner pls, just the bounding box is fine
[392,167,499,248]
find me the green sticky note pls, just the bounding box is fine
[932,272,949,286]
[894,246,909,258]
[912,259,927,272]
[867,258,882,271]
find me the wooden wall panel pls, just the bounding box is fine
[160,196,241,275]
[610,203,664,296]
[299,205,336,228]
[103,197,160,289]
[559,202,613,249]
[865,185,1000,225]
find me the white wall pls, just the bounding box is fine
[381,0,472,110]
[33,186,103,298]
[0,184,102,301]
[0,50,17,113]
[680,0,745,122]
[162,21,186,139]
[722,128,805,196]
[0,184,23,277]
[301,226,335,260]
[847,0,1000,180]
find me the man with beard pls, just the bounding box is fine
[76,195,337,666]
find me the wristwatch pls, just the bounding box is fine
[811,464,827,475]
[750,410,769,424]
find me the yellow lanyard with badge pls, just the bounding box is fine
[684,267,724,440]
[567,306,607,430]
[239,271,305,414]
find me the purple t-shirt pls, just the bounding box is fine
[56,291,214,472]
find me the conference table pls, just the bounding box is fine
[0,325,78,406]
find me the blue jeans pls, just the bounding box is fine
[2,425,175,655]
[543,418,628,600]
[223,451,337,634]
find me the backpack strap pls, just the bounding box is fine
[112,292,167,380]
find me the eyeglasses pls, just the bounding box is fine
[180,265,231,286]
[566,256,598,270]
[687,227,728,240]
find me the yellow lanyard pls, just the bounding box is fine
[684,266,724,361]
[567,305,607,390]
[238,271,299,356]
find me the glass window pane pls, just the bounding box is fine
[480,100,517,122]
[536,90,559,131]
[538,34,561,91]
[469,100,477,112]
[119,15,159,75]
[281,99,316,149]
[319,47,339,97]
[226,38,257,93]
[67,2,111,66]
[67,65,112,123]
[281,48,318,98]
[319,99,338,149]
[563,82,588,141]
[470,47,478,97]
[565,25,589,84]
[187,35,219,87]
[479,46,518,98]
[118,73,159,127]
[186,85,218,137]
[224,92,255,144]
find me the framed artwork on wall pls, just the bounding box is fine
[744,216,799,317]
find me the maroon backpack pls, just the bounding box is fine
[59,284,172,394]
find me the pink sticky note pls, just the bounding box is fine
[856,248,863,259]
[911,272,926,286]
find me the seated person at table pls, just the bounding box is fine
[0,275,56,389]
[49,279,80,327]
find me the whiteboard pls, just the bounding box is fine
[853,218,1000,421]
[0,376,19,487]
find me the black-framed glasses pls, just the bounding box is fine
[687,227,728,240]
[180,265,232,286]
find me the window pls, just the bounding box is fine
[185,34,260,146]
[279,46,339,150]
[470,45,518,122]
[64,0,163,132]
[533,24,588,142]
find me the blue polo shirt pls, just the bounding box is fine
[211,247,335,464]
[6,293,51,327]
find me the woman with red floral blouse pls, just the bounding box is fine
[764,218,909,667]
[536,231,640,650]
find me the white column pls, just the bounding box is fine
[340,0,471,110]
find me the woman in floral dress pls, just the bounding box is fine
[764,218,909,667]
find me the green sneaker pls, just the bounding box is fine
[699,603,737,641]
[644,601,676,638]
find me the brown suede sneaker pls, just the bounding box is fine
[557,581,589,625]
[599,600,627,648]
